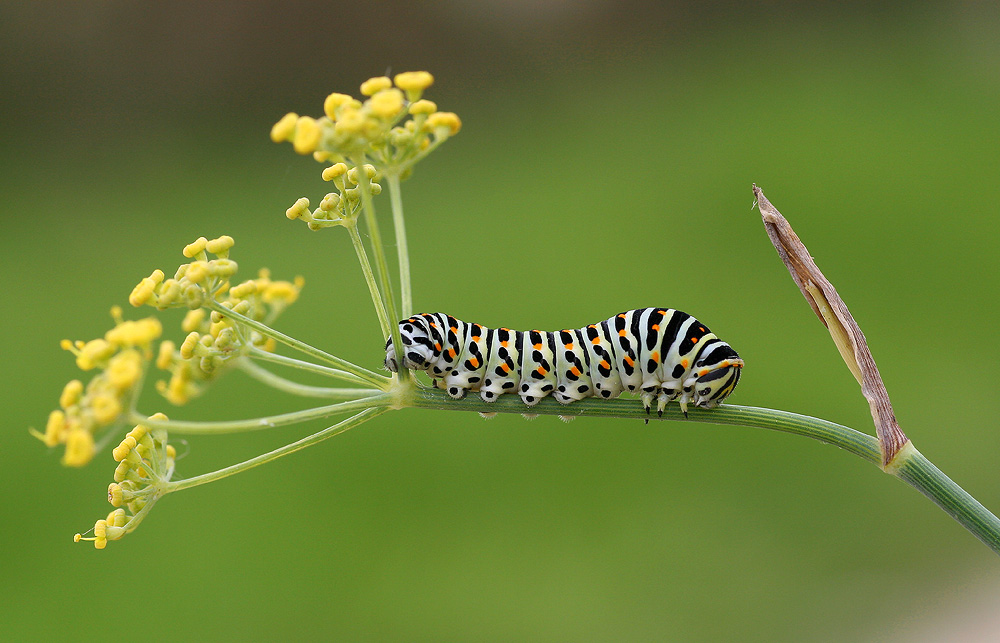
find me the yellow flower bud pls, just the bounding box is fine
[76,338,114,370]
[185,261,209,284]
[286,197,311,220]
[208,258,238,279]
[409,99,437,115]
[321,163,349,181]
[127,424,148,442]
[426,111,462,135]
[107,350,142,391]
[360,76,392,96]
[180,332,200,359]
[206,235,235,256]
[166,444,177,459]
[89,393,120,425]
[128,278,156,307]
[369,88,404,118]
[262,281,301,305]
[108,508,127,528]
[333,108,365,135]
[230,280,257,299]
[113,460,131,482]
[60,380,84,409]
[156,340,175,370]
[44,409,66,447]
[270,112,298,142]
[320,193,341,212]
[394,71,434,92]
[108,483,124,507]
[183,237,208,258]
[323,93,353,120]
[182,309,206,333]
[62,429,95,467]
[293,116,322,155]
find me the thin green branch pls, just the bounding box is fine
[129,394,391,435]
[237,359,383,399]
[204,300,388,388]
[890,444,1000,553]
[387,173,412,318]
[354,157,408,384]
[166,407,389,493]
[247,346,385,388]
[345,219,393,339]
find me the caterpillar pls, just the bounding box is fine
[385,308,743,417]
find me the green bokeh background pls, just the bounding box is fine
[4,2,1000,641]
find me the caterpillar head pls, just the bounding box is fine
[689,343,743,408]
[384,317,436,373]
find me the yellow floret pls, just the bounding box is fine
[129,278,156,307]
[394,71,434,92]
[262,281,301,305]
[321,162,349,181]
[107,483,124,507]
[333,108,365,136]
[360,76,392,96]
[76,339,114,370]
[156,340,176,370]
[293,116,322,155]
[62,429,95,467]
[409,99,437,115]
[369,89,404,118]
[323,93,353,120]
[181,309,206,333]
[183,237,208,258]
[44,410,66,447]
[206,235,235,256]
[285,197,311,220]
[180,332,200,359]
[270,112,298,142]
[91,393,123,425]
[60,380,84,409]
[185,261,209,284]
[426,112,462,135]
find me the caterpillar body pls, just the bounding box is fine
[385,308,743,416]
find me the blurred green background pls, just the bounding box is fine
[4,1,1000,641]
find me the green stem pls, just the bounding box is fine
[387,173,412,318]
[353,156,408,384]
[248,346,385,389]
[407,389,1000,554]
[130,394,391,435]
[890,443,1000,554]
[205,300,387,388]
[166,407,389,492]
[237,359,383,399]
[345,219,392,339]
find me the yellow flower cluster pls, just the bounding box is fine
[75,415,176,549]
[125,236,303,404]
[270,71,461,177]
[155,267,304,405]
[34,307,163,466]
[130,235,238,310]
[285,163,382,231]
